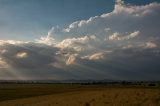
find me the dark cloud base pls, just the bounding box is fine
[0,42,160,80]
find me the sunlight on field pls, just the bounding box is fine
[0,88,160,106]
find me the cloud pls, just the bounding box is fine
[0,40,27,45]
[47,0,160,80]
[55,35,97,52]
[35,36,55,45]
[115,0,124,4]
[0,0,160,80]
[144,42,157,49]
[16,52,28,59]
[35,27,55,45]
[48,0,160,41]
[81,52,104,60]
[65,54,78,65]
[0,41,80,80]
[0,42,58,69]
[109,31,140,40]
[55,36,89,51]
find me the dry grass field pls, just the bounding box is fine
[0,84,160,106]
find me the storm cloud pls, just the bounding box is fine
[0,0,160,80]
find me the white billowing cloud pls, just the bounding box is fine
[56,36,89,51]
[63,21,79,32]
[81,52,104,60]
[115,0,124,4]
[103,0,160,17]
[108,32,119,40]
[109,31,140,40]
[144,42,157,49]
[16,52,28,59]
[54,0,160,40]
[36,28,55,45]
[48,0,160,65]
[36,35,55,45]
[128,31,140,38]
[0,40,27,45]
[65,54,78,65]
[55,35,97,52]
[56,36,89,48]
[43,0,160,65]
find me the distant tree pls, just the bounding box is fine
[148,83,156,86]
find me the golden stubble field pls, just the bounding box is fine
[0,87,160,106]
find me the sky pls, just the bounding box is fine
[0,0,159,40]
[0,0,160,80]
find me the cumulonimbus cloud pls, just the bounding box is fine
[47,0,160,41]
[0,0,160,80]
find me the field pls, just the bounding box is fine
[0,84,160,106]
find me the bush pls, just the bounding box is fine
[148,83,156,86]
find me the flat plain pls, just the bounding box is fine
[0,84,160,106]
